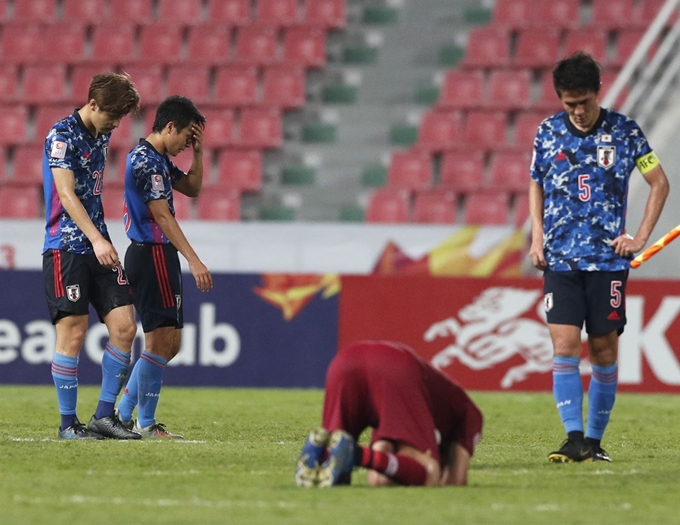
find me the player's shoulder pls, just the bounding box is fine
[537,112,566,133]
[603,108,640,130]
[47,113,77,137]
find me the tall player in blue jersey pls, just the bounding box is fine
[43,73,142,440]
[116,95,212,439]
[529,53,670,462]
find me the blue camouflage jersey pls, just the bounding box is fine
[43,112,112,254]
[530,108,659,271]
[124,140,186,244]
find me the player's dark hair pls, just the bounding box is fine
[553,51,601,96]
[152,95,206,133]
[88,73,140,118]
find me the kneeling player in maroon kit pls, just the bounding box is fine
[295,340,483,487]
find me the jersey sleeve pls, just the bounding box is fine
[529,120,548,185]
[131,152,172,203]
[168,158,187,186]
[627,121,657,175]
[45,127,79,172]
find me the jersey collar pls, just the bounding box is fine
[563,108,606,138]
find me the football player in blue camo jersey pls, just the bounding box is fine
[529,52,670,463]
[115,95,212,439]
[42,73,142,440]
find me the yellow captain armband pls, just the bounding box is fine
[635,152,659,174]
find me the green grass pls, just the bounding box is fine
[1,387,678,525]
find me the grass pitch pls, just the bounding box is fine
[1,386,678,525]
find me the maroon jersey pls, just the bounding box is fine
[322,340,483,462]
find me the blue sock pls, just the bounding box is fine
[137,352,167,428]
[117,358,140,423]
[552,356,584,434]
[586,362,618,441]
[51,353,79,430]
[94,342,131,419]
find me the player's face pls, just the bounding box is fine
[559,89,600,131]
[167,125,194,156]
[92,107,122,135]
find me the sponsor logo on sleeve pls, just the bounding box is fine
[50,141,67,159]
[151,174,164,191]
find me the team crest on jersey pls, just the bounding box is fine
[50,141,67,159]
[597,146,616,168]
[151,174,164,191]
[544,292,553,312]
[66,284,81,302]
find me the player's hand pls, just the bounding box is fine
[529,241,547,271]
[610,233,644,257]
[189,259,212,292]
[189,123,204,155]
[92,238,119,269]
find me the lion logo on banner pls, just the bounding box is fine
[425,287,553,388]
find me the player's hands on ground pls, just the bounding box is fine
[92,238,120,268]
[190,259,212,292]
[610,233,643,257]
[189,123,204,155]
[529,241,547,271]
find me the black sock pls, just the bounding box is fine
[567,430,584,442]
[585,437,600,449]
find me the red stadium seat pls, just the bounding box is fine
[157,0,204,24]
[564,30,608,65]
[512,111,545,152]
[282,27,327,67]
[235,25,279,65]
[262,66,306,108]
[488,151,531,193]
[12,0,56,23]
[0,147,7,181]
[256,0,299,26]
[0,24,42,64]
[302,0,347,29]
[207,0,252,25]
[102,188,125,220]
[62,0,106,24]
[0,0,6,22]
[0,106,28,145]
[216,149,263,191]
[214,65,259,106]
[91,24,137,64]
[69,64,116,104]
[11,145,43,187]
[462,110,508,150]
[416,110,463,152]
[171,192,193,221]
[366,188,411,223]
[514,28,562,69]
[638,0,679,26]
[590,0,635,30]
[237,108,282,149]
[487,69,532,111]
[463,191,510,225]
[609,29,646,68]
[438,70,485,109]
[513,193,530,227]
[107,0,153,24]
[440,151,485,193]
[186,25,232,65]
[413,189,457,224]
[0,185,41,218]
[138,25,183,64]
[536,0,580,30]
[387,150,432,191]
[34,105,72,143]
[202,108,235,149]
[196,191,241,221]
[492,0,536,29]
[534,74,563,113]
[107,116,135,153]
[600,71,630,108]
[22,65,67,103]
[0,65,18,102]
[167,65,210,104]
[459,27,511,69]
[121,64,165,106]
[41,23,87,65]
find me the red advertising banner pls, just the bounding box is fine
[339,275,680,393]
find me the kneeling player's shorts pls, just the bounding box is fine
[124,242,183,332]
[543,269,627,335]
[43,249,133,324]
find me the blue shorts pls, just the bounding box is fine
[543,269,627,335]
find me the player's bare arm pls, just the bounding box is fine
[147,199,213,292]
[51,167,119,268]
[528,180,547,270]
[440,442,471,486]
[610,164,669,257]
[174,123,205,197]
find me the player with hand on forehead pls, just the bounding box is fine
[528,52,669,462]
[43,73,142,440]
[295,340,483,487]
[115,95,212,439]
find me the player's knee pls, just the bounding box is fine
[421,456,441,487]
[367,470,393,486]
[115,318,137,347]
